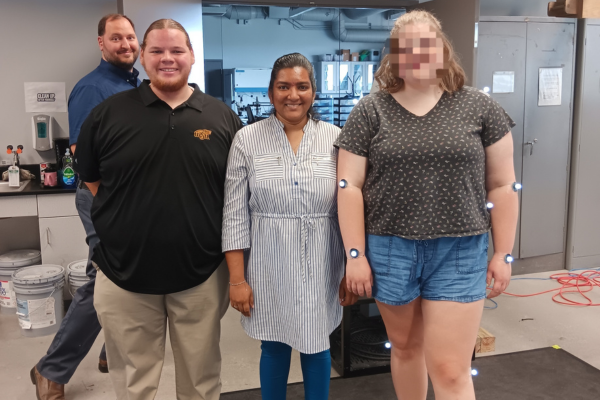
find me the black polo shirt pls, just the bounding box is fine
[75,80,243,294]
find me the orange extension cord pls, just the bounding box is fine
[500,269,600,306]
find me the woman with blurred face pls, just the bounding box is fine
[335,10,518,400]
[222,53,357,400]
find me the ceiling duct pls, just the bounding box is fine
[292,8,339,22]
[224,6,264,20]
[218,6,390,42]
[342,9,386,20]
[332,11,390,42]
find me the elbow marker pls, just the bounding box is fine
[512,182,522,192]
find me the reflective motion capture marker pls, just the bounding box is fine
[339,179,348,189]
[504,254,514,263]
[349,248,361,258]
[513,182,522,192]
[486,202,494,209]
[471,368,479,376]
[385,342,392,349]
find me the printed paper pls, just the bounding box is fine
[24,82,67,112]
[492,71,515,94]
[538,68,562,106]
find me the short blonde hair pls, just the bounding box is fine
[375,10,465,93]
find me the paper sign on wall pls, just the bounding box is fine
[492,71,515,94]
[538,68,562,106]
[24,82,67,113]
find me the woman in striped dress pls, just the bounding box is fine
[222,53,357,400]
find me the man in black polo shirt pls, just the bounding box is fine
[75,19,243,400]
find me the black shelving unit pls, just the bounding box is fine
[329,297,391,378]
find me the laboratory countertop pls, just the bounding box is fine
[0,164,77,197]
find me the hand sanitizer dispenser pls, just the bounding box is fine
[32,114,53,151]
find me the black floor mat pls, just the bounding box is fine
[221,348,600,400]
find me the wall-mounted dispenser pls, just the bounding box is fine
[32,114,53,151]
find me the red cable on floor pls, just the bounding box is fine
[500,270,600,306]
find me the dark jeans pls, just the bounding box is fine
[260,341,331,400]
[36,187,105,384]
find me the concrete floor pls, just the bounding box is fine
[1,269,599,399]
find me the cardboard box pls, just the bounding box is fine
[351,52,359,62]
[341,49,350,61]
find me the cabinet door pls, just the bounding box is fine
[338,62,363,96]
[351,63,364,96]
[338,62,351,94]
[476,22,527,258]
[520,22,575,258]
[39,216,88,267]
[319,62,337,94]
[364,62,379,93]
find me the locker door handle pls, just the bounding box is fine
[524,139,538,155]
[46,227,51,245]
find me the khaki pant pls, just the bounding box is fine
[94,261,229,400]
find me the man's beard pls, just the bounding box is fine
[104,49,139,71]
[149,74,189,92]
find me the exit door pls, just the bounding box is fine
[476,19,576,260]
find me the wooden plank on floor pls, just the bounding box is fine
[476,327,495,354]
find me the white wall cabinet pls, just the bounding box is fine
[37,194,87,299]
[39,216,87,268]
[317,61,379,95]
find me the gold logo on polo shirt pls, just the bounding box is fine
[194,129,212,140]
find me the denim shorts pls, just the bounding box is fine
[366,233,489,305]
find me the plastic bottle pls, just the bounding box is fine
[61,148,77,188]
[8,153,20,187]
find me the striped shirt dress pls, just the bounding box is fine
[222,115,345,354]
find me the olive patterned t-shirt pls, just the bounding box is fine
[334,86,515,240]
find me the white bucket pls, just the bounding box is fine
[0,249,42,314]
[67,259,90,296]
[12,264,65,338]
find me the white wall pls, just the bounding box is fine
[203,12,393,69]
[120,0,205,90]
[0,0,117,165]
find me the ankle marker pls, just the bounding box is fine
[339,179,348,189]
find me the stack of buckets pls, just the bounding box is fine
[67,259,90,296]
[0,249,66,337]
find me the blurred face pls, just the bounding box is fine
[141,28,195,92]
[98,18,139,71]
[390,23,445,84]
[269,67,315,125]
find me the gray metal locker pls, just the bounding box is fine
[476,17,576,272]
[566,19,600,270]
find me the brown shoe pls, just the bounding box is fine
[30,366,65,400]
[98,358,109,373]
